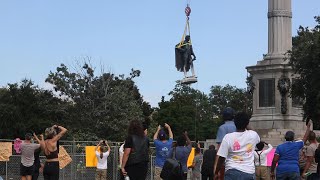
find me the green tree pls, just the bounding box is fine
[46,62,152,140]
[154,83,218,140]
[288,16,320,127]
[209,84,252,116]
[0,79,67,139]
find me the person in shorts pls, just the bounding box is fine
[95,140,111,180]
[153,123,173,180]
[20,133,40,180]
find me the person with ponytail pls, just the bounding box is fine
[95,140,111,180]
[34,125,67,180]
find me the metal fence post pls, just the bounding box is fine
[113,144,118,180]
[150,156,153,180]
[72,139,76,180]
[5,161,7,180]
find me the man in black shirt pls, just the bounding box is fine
[201,145,216,180]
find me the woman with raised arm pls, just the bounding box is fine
[34,125,67,180]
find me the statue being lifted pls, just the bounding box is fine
[175,35,197,84]
[174,4,198,85]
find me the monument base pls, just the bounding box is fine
[251,117,306,146]
[180,77,197,85]
[247,61,304,146]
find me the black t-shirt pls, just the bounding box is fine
[124,135,149,166]
[124,135,149,149]
[201,148,216,175]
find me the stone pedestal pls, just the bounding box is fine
[247,62,304,145]
[246,0,305,146]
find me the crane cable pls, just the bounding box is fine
[177,4,192,48]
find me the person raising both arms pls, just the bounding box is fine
[153,123,174,180]
[34,125,67,180]
[95,140,111,180]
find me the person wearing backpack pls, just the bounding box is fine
[168,132,192,180]
[254,141,273,180]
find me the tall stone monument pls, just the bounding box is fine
[246,0,305,145]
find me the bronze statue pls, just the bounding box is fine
[175,35,196,78]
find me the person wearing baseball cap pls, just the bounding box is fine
[153,123,174,180]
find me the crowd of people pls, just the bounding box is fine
[14,107,320,180]
[18,125,67,180]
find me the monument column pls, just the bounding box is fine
[246,0,304,146]
[265,0,292,61]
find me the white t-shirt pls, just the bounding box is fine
[254,144,273,166]
[119,144,124,166]
[95,151,110,170]
[217,130,260,174]
[119,144,124,157]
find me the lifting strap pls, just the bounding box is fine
[177,5,192,48]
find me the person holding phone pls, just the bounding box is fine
[153,123,174,180]
[254,141,273,180]
[95,140,111,180]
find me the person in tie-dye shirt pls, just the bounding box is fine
[214,112,260,180]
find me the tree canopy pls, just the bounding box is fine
[288,16,320,127]
[46,62,153,141]
[0,61,251,141]
[0,79,68,138]
[153,83,251,141]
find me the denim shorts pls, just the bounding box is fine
[225,169,255,180]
